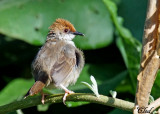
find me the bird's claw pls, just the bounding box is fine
[41,92,48,104]
[63,90,74,105]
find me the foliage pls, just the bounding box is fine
[82,75,100,98]
[103,0,142,92]
[0,0,113,49]
[0,0,156,113]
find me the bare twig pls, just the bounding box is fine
[0,93,134,113]
[148,97,160,113]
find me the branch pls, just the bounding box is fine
[135,0,160,111]
[0,93,134,113]
[148,97,160,113]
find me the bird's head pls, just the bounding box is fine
[48,18,84,40]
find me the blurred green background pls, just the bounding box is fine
[1,0,159,114]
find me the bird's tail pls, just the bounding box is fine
[24,81,45,99]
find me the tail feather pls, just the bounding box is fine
[24,81,45,98]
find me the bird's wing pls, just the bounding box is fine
[50,44,76,85]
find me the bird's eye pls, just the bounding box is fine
[64,29,68,33]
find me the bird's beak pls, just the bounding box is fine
[73,31,84,36]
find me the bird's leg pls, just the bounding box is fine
[60,84,74,104]
[41,91,50,104]
[40,91,45,104]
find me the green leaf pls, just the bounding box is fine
[66,101,89,108]
[103,0,142,91]
[0,0,114,50]
[148,95,154,104]
[0,79,34,106]
[16,109,24,114]
[118,0,147,41]
[7,110,24,114]
[115,76,133,94]
[151,70,160,99]
[109,108,131,114]
[37,104,49,112]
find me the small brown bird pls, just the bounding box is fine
[25,18,85,104]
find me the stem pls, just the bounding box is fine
[148,97,160,113]
[0,93,134,113]
[135,0,160,110]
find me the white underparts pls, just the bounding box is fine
[67,41,75,47]
[56,32,75,41]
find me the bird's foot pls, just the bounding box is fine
[60,84,74,104]
[41,92,48,104]
[63,90,74,104]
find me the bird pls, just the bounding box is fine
[24,18,85,104]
